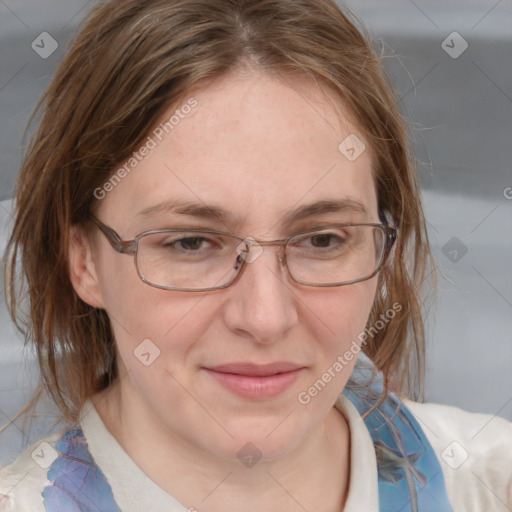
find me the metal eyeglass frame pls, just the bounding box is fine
[89,215,398,292]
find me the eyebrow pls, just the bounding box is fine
[137,198,368,228]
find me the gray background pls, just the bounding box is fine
[1,0,511,466]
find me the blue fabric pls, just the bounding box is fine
[42,356,453,511]
[42,426,121,512]
[343,355,454,511]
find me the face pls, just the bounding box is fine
[73,69,380,463]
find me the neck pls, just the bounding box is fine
[93,382,350,512]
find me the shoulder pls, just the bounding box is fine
[403,398,512,511]
[0,432,61,512]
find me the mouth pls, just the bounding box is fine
[201,362,305,400]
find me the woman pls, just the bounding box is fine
[1,0,511,510]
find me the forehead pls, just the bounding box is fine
[97,70,378,234]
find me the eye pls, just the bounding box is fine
[170,236,209,251]
[308,233,344,248]
[140,231,237,261]
[158,234,224,253]
[294,231,347,250]
[287,227,354,259]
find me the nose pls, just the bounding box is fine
[222,243,299,344]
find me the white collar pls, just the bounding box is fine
[80,394,379,511]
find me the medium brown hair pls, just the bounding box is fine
[4,0,433,425]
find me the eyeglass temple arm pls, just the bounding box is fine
[386,226,397,246]
[89,216,137,254]
[378,210,398,247]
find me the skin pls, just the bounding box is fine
[69,68,380,512]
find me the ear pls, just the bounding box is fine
[68,225,105,309]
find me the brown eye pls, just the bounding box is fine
[310,234,336,248]
[174,237,206,251]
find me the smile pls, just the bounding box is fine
[202,362,305,400]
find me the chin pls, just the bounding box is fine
[207,413,310,464]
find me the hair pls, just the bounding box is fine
[3,0,434,427]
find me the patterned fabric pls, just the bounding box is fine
[344,357,453,512]
[42,357,453,511]
[42,427,121,511]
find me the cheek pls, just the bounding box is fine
[93,250,195,348]
[307,277,377,352]
[297,279,377,409]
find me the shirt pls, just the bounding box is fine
[1,394,511,511]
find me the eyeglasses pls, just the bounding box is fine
[90,216,397,292]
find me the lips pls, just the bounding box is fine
[205,361,304,377]
[202,362,305,400]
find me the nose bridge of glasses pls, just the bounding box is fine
[230,237,290,292]
[235,236,287,263]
